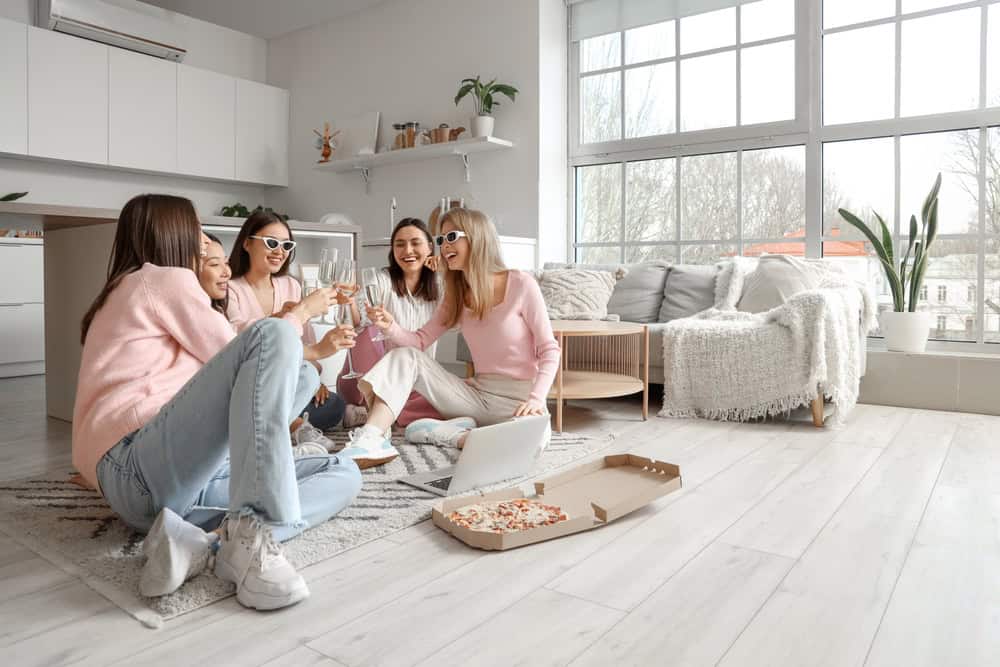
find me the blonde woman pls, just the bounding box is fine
[341,208,560,466]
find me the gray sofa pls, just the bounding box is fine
[457,261,721,384]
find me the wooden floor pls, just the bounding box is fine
[2,374,998,666]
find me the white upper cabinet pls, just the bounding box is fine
[109,49,177,172]
[178,64,235,180]
[27,27,109,164]
[235,79,289,186]
[0,18,28,155]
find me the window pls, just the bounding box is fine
[570,0,1000,350]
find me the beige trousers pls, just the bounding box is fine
[358,347,544,425]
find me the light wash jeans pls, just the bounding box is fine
[96,318,362,542]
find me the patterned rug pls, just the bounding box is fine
[0,430,612,628]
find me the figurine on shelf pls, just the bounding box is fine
[313,122,341,163]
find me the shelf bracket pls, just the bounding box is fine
[358,167,371,187]
[460,153,471,183]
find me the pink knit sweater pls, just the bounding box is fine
[386,270,560,402]
[71,264,303,488]
[226,274,316,344]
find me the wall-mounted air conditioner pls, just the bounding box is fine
[37,0,187,62]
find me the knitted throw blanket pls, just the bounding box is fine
[660,259,877,424]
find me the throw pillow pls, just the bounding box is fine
[538,269,617,320]
[658,264,718,322]
[542,261,669,323]
[737,254,820,313]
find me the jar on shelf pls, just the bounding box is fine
[392,123,406,150]
[405,122,420,148]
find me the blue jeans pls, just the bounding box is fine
[96,319,362,541]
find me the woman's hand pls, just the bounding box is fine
[298,287,337,320]
[424,256,440,272]
[365,304,395,331]
[312,324,356,358]
[513,399,546,417]
[313,384,330,407]
[273,300,297,318]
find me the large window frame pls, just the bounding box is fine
[569,0,1000,352]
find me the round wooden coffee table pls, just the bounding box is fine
[548,320,649,432]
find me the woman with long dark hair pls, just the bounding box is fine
[73,194,360,611]
[225,211,347,438]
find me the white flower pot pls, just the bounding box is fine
[880,311,933,353]
[471,115,494,138]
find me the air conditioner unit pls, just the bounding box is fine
[37,0,187,62]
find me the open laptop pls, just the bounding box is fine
[398,415,550,497]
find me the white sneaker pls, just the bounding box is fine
[213,514,309,611]
[139,508,218,597]
[293,442,329,458]
[343,404,368,428]
[293,413,337,452]
[339,427,399,469]
[405,417,477,448]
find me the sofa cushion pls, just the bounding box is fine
[658,264,717,322]
[542,261,669,323]
[538,269,617,320]
[737,255,820,314]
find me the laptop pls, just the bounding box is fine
[398,415,550,497]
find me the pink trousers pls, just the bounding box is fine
[336,326,442,426]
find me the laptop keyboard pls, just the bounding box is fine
[427,476,453,491]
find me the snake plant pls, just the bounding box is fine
[837,173,941,312]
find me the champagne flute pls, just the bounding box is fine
[317,248,338,323]
[337,258,362,379]
[361,266,387,342]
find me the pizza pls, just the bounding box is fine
[448,498,568,533]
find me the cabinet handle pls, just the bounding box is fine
[0,303,26,307]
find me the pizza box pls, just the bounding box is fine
[431,454,682,551]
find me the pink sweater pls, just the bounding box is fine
[386,270,560,402]
[226,275,316,344]
[71,264,303,488]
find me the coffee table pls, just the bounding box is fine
[548,320,649,432]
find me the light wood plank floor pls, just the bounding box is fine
[1,375,997,667]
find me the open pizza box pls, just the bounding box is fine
[431,454,682,551]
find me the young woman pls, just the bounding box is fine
[337,218,443,426]
[198,233,231,316]
[72,194,361,611]
[226,211,347,435]
[346,208,560,464]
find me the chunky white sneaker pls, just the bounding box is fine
[342,404,368,429]
[213,515,309,611]
[405,417,477,448]
[293,413,337,452]
[139,508,218,597]
[339,426,399,469]
[292,442,329,458]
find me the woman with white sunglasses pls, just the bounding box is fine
[227,211,350,438]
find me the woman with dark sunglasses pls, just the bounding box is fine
[227,211,349,438]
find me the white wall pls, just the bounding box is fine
[267,0,567,255]
[0,0,270,214]
[537,0,568,265]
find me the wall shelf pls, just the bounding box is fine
[314,135,513,185]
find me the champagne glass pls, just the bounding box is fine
[361,266,387,342]
[337,258,362,379]
[317,248,338,324]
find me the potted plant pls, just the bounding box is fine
[454,76,518,138]
[838,173,941,353]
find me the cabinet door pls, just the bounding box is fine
[178,65,235,179]
[27,27,108,164]
[0,245,43,304]
[109,49,177,172]
[235,79,289,185]
[0,18,27,155]
[0,303,45,363]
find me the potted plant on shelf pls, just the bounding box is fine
[454,75,518,138]
[838,173,941,353]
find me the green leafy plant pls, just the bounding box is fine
[837,173,941,313]
[1,192,28,202]
[219,203,289,221]
[454,76,519,116]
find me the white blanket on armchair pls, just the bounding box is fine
[659,259,877,424]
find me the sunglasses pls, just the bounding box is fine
[250,235,297,252]
[434,230,468,246]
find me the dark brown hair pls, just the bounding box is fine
[81,194,202,343]
[203,233,229,317]
[387,218,439,302]
[228,210,295,279]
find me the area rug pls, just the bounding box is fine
[0,430,612,628]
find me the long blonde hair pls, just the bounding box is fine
[441,208,507,327]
